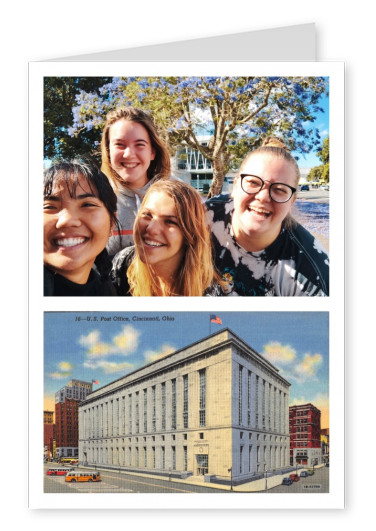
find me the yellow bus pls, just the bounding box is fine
[65,471,101,483]
[59,458,78,465]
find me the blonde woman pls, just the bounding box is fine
[101,106,171,256]
[111,180,223,296]
[206,137,329,296]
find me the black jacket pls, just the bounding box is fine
[44,266,117,296]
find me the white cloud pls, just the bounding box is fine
[83,359,135,375]
[78,330,100,348]
[58,361,74,372]
[144,344,176,364]
[79,325,141,359]
[48,371,70,380]
[292,353,323,383]
[262,342,296,365]
[48,360,74,379]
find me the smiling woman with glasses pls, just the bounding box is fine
[240,174,297,203]
[206,137,329,296]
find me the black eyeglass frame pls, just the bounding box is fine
[239,174,297,203]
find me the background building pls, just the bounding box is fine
[79,328,290,485]
[43,410,55,460]
[289,403,322,467]
[55,380,93,458]
[321,428,329,464]
[171,137,235,194]
[55,379,92,404]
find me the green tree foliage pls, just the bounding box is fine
[45,76,328,196]
[44,77,111,161]
[307,136,329,183]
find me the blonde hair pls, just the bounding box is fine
[100,107,171,191]
[236,136,299,229]
[239,136,301,189]
[127,180,219,296]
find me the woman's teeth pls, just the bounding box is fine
[144,239,164,247]
[56,237,86,247]
[249,206,271,217]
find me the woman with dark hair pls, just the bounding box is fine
[101,107,171,257]
[111,180,223,296]
[206,137,329,296]
[43,158,119,296]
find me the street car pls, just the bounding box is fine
[46,468,72,476]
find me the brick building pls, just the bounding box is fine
[54,380,93,458]
[43,410,55,460]
[289,403,322,467]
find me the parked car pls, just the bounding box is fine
[300,470,309,477]
[307,469,315,475]
[282,477,293,485]
[300,184,309,191]
[289,473,300,482]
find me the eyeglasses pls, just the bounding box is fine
[240,174,296,203]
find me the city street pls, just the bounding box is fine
[44,463,329,494]
[44,463,226,494]
[296,189,329,203]
[267,466,329,493]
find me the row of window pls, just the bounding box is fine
[240,445,288,475]
[81,443,289,475]
[83,445,187,472]
[82,370,206,439]
[238,365,288,433]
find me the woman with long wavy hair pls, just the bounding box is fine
[111,180,223,296]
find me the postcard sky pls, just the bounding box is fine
[44,311,329,428]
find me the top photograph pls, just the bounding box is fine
[43,75,330,297]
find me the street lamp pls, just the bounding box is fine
[264,465,268,492]
[228,467,233,491]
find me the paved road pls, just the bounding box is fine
[43,464,226,494]
[43,463,329,494]
[296,189,329,203]
[267,466,329,493]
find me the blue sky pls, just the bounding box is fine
[295,93,329,170]
[44,311,329,427]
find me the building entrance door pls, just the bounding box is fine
[196,454,208,475]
